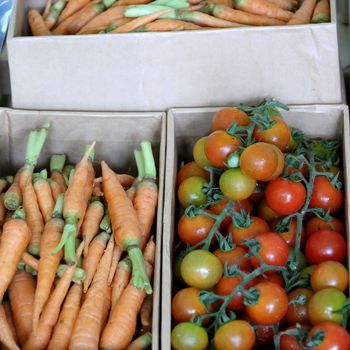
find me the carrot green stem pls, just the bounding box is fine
[65,228,77,265]
[128,246,153,295]
[68,169,75,186]
[52,194,64,219]
[125,5,176,17]
[130,332,152,348]
[47,0,67,23]
[12,207,25,220]
[57,265,86,284]
[153,0,189,8]
[50,154,66,173]
[141,140,156,180]
[85,144,95,163]
[52,222,77,262]
[134,149,145,183]
[100,211,111,234]
[103,0,116,7]
[33,169,48,183]
[63,165,74,179]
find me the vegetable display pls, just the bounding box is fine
[171,99,349,350]
[28,0,330,35]
[0,123,158,349]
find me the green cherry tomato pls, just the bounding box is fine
[181,249,223,289]
[219,168,256,201]
[171,322,209,350]
[193,137,212,169]
[178,176,208,208]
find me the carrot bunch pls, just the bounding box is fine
[28,0,330,35]
[0,123,158,349]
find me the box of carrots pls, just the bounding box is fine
[0,108,165,349]
[6,0,343,112]
[162,102,350,349]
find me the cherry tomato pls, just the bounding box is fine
[255,325,275,346]
[178,212,215,246]
[171,322,208,350]
[271,218,306,248]
[227,216,270,246]
[305,230,347,265]
[285,162,309,179]
[213,247,251,272]
[250,232,289,273]
[249,181,266,203]
[265,178,306,216]
[305,216,345,237]
[172,287,208,323]
[193,137,212,169]
[311,261,349,292]
[211,107,250,132]
[204,131,242,168]
[181,250,223,289]
[280,334,303,350]
[240,142,285,181]
[257,198,280,222]
[219,168,256,201]
[253,115,291,151]
[306,322,350,350]
[214,320,255,350]
[178,176,208,208]
[284,288,314,325]
[308,288,347,325]
[177,161,210,185]
[309,176,343,214]
[253,273,285,289]
[246,281,288,325]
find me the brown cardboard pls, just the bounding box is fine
[7,0,343,111]
[162,104,350,350]
[0,108,165,350]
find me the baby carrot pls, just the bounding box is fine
[50,154,68,193]
[101,160,152,294]
[3,300,19,347]
[107,244,123,285]
[45,0,68,29]
[312,0,330,23]
[28,9,51,36]
[58,0,92,23]
[126,332,152,350]
[111,257,132,310]
[140,295,153,330]
[4,170,22,211]
[135,18,202,31]
[0,304,20,350]
[267,0,296,11]
[47,284,83,350]
[92,180,104,196]
[0,208,31,302]
[288,0,316,24]
[8,270,35,346]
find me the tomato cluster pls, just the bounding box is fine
[171,100,350,350]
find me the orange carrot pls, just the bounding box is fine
[53,143,95,265]
[58,0,92,23]
[63,165,75,179]
[69,236,114,350]
[135,18,202,31]
[0,208,31,302]
[0,194,5,229]
[92,180,104,196]
[32,194,65,334]
[287,0,316,24]
[234,0,293,21]
[102,160,152,294]
[0,304,20,350]
[107,244,123,285]
[82,231,110,292]
[3,301,19,347]
[45,0,68,29]
[126,332,152,350]
[43,0,53,19]
[312,0,330,23]
[207,3,286,25]
[4,170,22,211]
[82,199,104,255]
[50,154,68,194]
[23,242,84,350]
[112,0,151,6]
[267,0,296,11]
[28,9,51,36]
[21,252,39,271]
[33,170,55,223]
[100,238,155,350]
[49,179,64,202]
[47,284,83,350]
[140,295,153,329]
[111,257,132,310]
[8,270,35,347]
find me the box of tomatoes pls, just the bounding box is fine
[162,102,350,350]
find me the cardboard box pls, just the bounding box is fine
[0,108,166,350]
[162,104,350,350]
[7,0,343,111]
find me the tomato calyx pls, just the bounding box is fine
[289,293,308,306]
[333,298,350,328]
[305,329,325,349]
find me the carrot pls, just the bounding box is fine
[126,150,144,202]
[92,180,104,196]
[45,0,68,29]
[101,160,152,294]
[22,252,39,270]
[32,194,65,334]
[8,270,35,346]
[134,141,158,250]
[33,170,55,223]
[100,211,112,233]
[136,17,201,31]
[0,304,20,350]
[63,165,75,179]
[77,6,127,34]
[112,0,151,6]
[140,295,153,330]
[53,143,95,265]
[50,154,68,193]
[58,0,92,23]
[28,9,52,36]
[100,237,155,350]
[69,236,114,350]
[234,0,293,21]
[4,170,22,211]
[0,208,31,302]
[287,0,316,24]
[3,301,19,347]
[312,0,330,23]
[0,177,13,194]
[266,0,296,11]
[0,194,5,229]
[207,3,286,25]
[126,332,152,350]
[108,244,123,285]
[111,257,132,309]
[23,242,84,350]
[47,284,83,350]
[56,264,86,284]
[82,199,104,255]
[49,179,64,202]
[208,0,233,7]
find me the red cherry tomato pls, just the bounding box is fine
[284,288,314,325]
[257,198,280,222]
[265,178,306,216]
[253,273,285,289]
[305,216,345,237]
[177,161,210,185]
[213,247,251,272]
[211,107,250,132]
